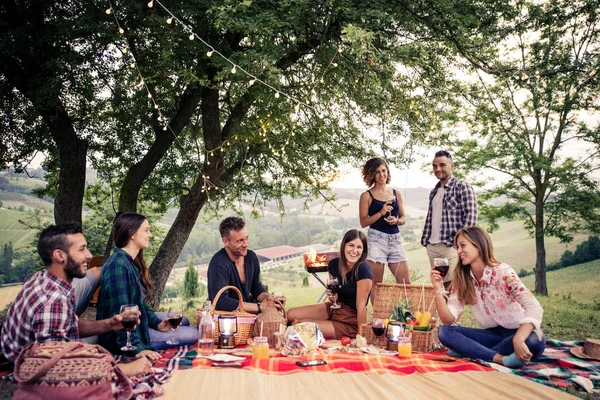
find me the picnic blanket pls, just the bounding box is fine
[152,346,492,376]
[485,339,600,395]
[162,369,574,400]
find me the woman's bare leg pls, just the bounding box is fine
[389,261,410,284]
[368,260,385,304]
[287,303,329,324]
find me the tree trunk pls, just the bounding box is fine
[533,199,548,295]
[146,87,224,308]
[53,134,88,225]
[146,178,209,308]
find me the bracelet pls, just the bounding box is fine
[257,302,262,313]
[379,211,384,216]
[435,290,446,295]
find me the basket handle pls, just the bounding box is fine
[273,299,287,319]
[212,285,245,313]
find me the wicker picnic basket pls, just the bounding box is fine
[358,283,439,352]
[252,299,286,347]
[209,285,257,346]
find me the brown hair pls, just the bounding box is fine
[113,213,152,292]
[451,226,499,305]
[361,157,391,187]
[337,229,368,284]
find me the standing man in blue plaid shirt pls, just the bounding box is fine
[421,150,478,283]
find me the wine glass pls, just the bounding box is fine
[327,277,341,309]
[120,304,139,352]
[372,318,385,347]
[166,306,183,345]
[433,257,450,295]
[385,196,396,218]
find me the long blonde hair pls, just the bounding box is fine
[451,226,499,305]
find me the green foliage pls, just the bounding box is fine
[182,261,200,301]
[448,0,600,294]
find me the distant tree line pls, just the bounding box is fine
[174,215,358,268]
[518,236,600,278]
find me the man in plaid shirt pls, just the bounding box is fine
[0,224,144,369]
[421,151,478,283]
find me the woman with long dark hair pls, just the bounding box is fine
[97,213,198,357]
[359,157,410,304]
[287,229,373,339]
[431,226,546,368]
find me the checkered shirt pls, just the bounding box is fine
[1,269,79,362]
[421,176,478,247]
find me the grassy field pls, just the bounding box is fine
[0,209,37,249]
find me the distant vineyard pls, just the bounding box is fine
[0,209,36,249]
[0,191,53,210]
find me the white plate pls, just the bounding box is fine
[361,347,397,356]
[203,354,246,362]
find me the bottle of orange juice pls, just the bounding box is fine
[251,337,269,360]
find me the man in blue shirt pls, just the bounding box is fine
[421,151,478,282]
[207,217,278,313]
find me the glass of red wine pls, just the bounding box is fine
[433,257,450,295]
[327,277,341,310]
[372,318,385,347]
[385,196,396,218]
[166,306,184,345]
[120,304,139,352]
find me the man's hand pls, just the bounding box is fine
[157,318,171,332]
[272,296,287,309]
[110,309,141,331]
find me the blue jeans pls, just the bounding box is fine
[149,312,199,350]
[438,325,546,362]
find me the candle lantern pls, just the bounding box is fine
[217,315,238,349]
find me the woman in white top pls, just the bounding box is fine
[430,226,546,368]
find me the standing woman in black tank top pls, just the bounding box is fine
[359,158,410,304]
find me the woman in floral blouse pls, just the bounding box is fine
[430,226,546,368]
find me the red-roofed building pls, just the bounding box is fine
[254,245,303,266]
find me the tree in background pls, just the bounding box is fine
[451,0,600,295]
[182,260,202,310]
[2,0,512,306]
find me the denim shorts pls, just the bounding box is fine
[367,229,407,264]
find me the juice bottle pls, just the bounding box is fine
[397,337,412,357]
[251,337,269,360]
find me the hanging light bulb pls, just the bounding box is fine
[122,48,128,54]
[147,1,153,8]
[119,28,125,34]
[206,49,214,57]
[166,17,173,24]
[105,8,111,14]
[147,93,152,99]
[189,33,195,40]
[274,91,280,98]
[249,78,256,85]
[130,63,135,68]
[163,126,168,131]
[231,65,237,74]
[154,104,159,109]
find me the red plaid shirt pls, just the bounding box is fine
[1,269,79,362]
